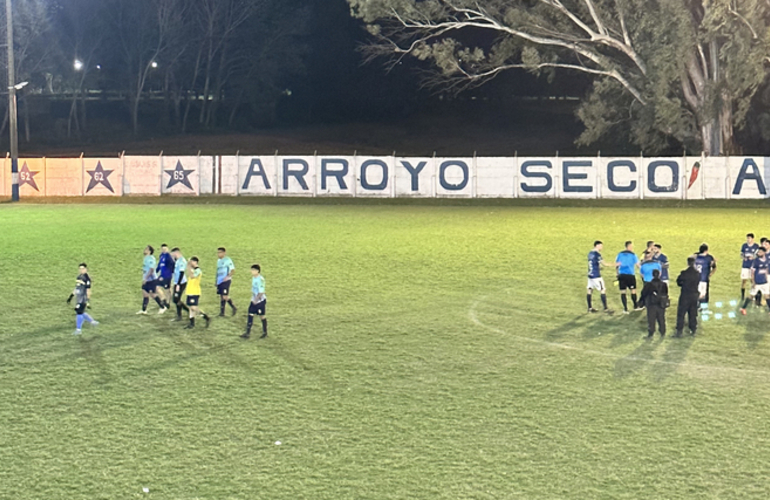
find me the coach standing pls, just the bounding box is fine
[675,257,701,337]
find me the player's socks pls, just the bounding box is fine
[586,294,592,310]
[228,299,236,310]
[154,297,163,308]
[621,295,628,311]
[742,298,752,309]
[741,288,746,300]
[601,294,608,309]
[631,294,638,308]
[757,291,763,306]
[142,297,149,311]
[76,314,85,330]
[246,315,254,334]
[260,319,268,338]
[83,313,95,324]
[220,300,226,315]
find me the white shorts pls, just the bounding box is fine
[741,268,752,280]
[750,283,770,297]
[587,278,606,292]
[698,281,708,298]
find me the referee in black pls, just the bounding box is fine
[641,269,668,339]
[675,257,701,337]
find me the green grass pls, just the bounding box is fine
[2,203,770,499]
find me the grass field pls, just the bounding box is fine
[3,202,770,499]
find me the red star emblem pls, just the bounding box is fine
[19,163,40,191]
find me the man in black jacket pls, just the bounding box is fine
[676,257,701,337]
[641,269,668,339]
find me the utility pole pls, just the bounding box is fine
[6,0,19,201]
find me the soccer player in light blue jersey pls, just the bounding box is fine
[216,247,238,317]
[241,264,267,339]
[138,245,167,315]
[616,241,642,313]
[170,247,190,322]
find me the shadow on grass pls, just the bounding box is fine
[613,338,663,379]
[651,335,695,382]
[742,310,770,350]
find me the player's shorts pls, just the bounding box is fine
[248,300,266,316]
[698,281,709,298]
[741,268,752,280]
[750,283,770,297]
[618,274,637,290]
[142,280,158,293]
[173,283,187,303]
[158,277,172,290]
[74,303,87,315]
[217,281,231,296]
[186,295,200,307]
[587,278,606,292]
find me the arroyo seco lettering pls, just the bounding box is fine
[237,157,768,197]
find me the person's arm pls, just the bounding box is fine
[640,282,652,301]
[709,258,717,278]
[226,262,235,280]
[66,291,74,304]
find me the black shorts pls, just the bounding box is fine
[249,300,266,316]
[142,280,158,293]
[158,277,172,290]
[74,303,87,315]
[217,281,231,296]
[186,295,200,307]
[173,283,187,302]
[618,274,637,291]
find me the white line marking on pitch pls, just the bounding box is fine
[469,297,770,376]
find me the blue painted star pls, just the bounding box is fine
[86,162,115,193]
[165,161,195,191]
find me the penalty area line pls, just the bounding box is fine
[468,297,770,376]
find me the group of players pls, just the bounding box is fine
[67,244,268,339]
[587,234,770,317]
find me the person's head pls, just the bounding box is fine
[251,264,261,276]
[161,244,169,254]
[79,263,87,274]
[594,240,603,251]
[699,243,709,255]
[217,247,226,258]
[747,233,755,243]
[171,247,181,258]
[763,239,770,250]
[761,237,768,245]
[190,256,199,268]
[144,245,154,256]
[646,240,654,248]
[687,257,696,268]
[654,243,662,255]
[758,247,766,259]
[625,241,633,251]
[652,269,661,279]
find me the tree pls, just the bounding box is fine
[348,0,770,155]
[106,0,188,135]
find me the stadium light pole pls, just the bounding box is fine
[6,0,19,202]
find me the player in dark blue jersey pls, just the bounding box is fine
[156,244,175,309]
[586,241,615,314]
[615,241,642,313]
[652,244,669,284]
[740,234,759,300]
[694,243,717,305]
[740,247,770,315]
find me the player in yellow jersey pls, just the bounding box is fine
[184,257,210,329]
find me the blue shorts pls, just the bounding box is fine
[249,300,266,316]
[217,281,231,296]
[157,277,172,290]
[142,280,158,293]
